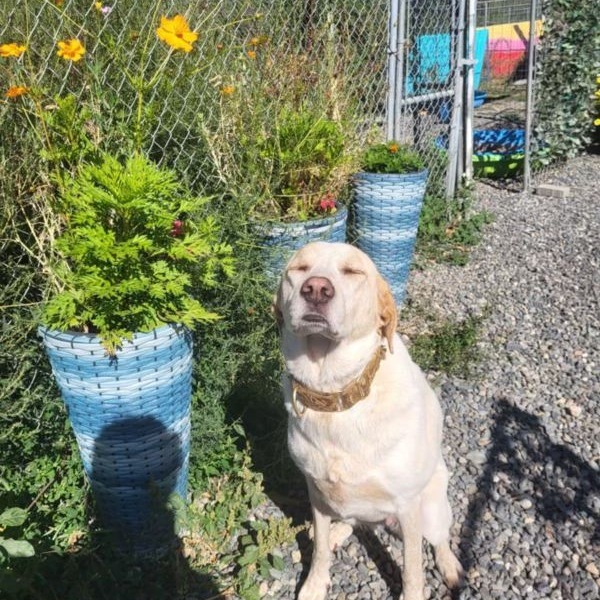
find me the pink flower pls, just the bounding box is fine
[319,193,337,213]
[170,219,184,237]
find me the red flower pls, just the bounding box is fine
[170,219,184,237]
[319,193,336,213]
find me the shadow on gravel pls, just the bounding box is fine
[355,527,404,598]
[457,398,600,595]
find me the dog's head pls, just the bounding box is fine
[273,242,397,351]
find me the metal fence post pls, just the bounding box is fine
[464,0,477,181]
[446,0,467,198]
[386,0,399,140]
[393,0,408,141]
[523,0,538,192]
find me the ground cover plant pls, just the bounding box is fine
[417,152,494,266]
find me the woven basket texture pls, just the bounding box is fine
[39,324,192,555]
[352,170,427,305]
[256,205,348,279]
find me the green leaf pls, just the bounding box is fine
[271,553,285,571]
[0,538,35,558]
[237,544,259,566]
[258,557,271,578]
[0,508,27,528]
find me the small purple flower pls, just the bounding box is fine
[101,5,113,16]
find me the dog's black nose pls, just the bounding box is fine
[300,277,335,305]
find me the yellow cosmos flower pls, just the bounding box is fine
[156,15,198,53]
[5,85,28,99]
[0,43,26,58]
[220,85,235,96]
[249,35,268,47]
[595,118,600,127]
[57,39,86,62]
[246,50,256,60]
[388,143,399,153]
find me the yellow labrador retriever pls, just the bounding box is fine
[274,242,463,600]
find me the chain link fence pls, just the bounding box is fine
[469,0,541,189]
[0,0,391,192]
[471,0,596,192]
[0,0,469,207]
[476,0,536,126]
[387,0,460,197]
[1,1,595,214]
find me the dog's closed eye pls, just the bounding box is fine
[341,266,365,276]
[288,264,310,273]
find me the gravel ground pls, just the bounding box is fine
[255,154,600,600]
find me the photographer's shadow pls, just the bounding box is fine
[84,415,223,599]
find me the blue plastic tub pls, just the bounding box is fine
[436,128,525,178]
[472,128,524,178]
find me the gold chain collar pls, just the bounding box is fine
[290,345,387,417]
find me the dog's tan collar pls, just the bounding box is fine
[290,345,386,416]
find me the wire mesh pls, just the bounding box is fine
[477,0,531,25]
[387,0,459,196]
[0,0,391,194]
[476,0,533,118]
[473,0,541,188]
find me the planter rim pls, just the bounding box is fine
[252,203,348,230]
[38,323,189,350]
[353,168,428,180]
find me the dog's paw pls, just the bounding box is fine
[402,591,425,600]
[435,543,464,589]
[298,575,330,600]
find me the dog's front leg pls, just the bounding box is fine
[299,501,332,600]
[398,503,426,600]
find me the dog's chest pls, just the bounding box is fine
[287,411,401,520]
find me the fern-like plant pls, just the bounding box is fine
[42,153,234,354]
[360,141,425,174]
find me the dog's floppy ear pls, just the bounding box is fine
[376,275,397,353]
[272,284,284,332]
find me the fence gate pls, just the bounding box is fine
[386,0,473,198]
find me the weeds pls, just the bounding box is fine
[0,507,35,559]
[417,181,494,266]
[407,312,485,378]
[181,448,303,600]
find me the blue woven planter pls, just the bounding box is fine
[352,170,428,305]
[39,324,192,556]
[255,205,348,279]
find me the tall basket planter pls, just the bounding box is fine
[352,170,428,305]
[39,324,193,556]
[255,205,348,280]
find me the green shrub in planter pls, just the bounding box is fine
[42,153,234,354]
[38,153,234,555]
[360,141,425,174]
